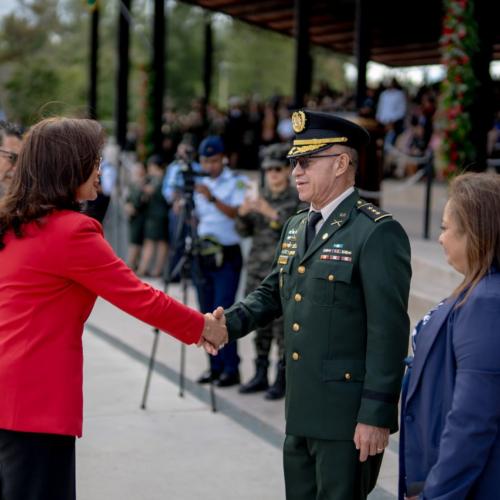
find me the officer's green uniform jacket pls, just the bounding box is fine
[225,189,411,440]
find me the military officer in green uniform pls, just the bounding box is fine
[213,110,411,499]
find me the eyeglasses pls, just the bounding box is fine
[95,156,103,174]
[289,154,342,170]
[0,148,19,165]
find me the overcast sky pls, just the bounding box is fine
[0,0,16,18]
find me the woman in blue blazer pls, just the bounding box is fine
[401,172,500,499]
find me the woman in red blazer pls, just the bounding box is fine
[0,117,226,500]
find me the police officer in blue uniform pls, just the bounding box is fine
[194,136,247,387]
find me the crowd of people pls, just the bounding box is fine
[0,94,499,499]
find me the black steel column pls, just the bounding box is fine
[355,0,369,109]
[469,0,494,171]
[88,5,99,119]
[293,0,311,109]
[152,0,166,156]
[116,0,131,149]
[203,14,213,107]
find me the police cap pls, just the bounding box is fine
[198,135,224,158]
[287,110,370,159]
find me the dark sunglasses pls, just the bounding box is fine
[0,148,19,165]
[289,153,342,170]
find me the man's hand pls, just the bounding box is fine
[195,184,212,200]
[198,310,228,355]
[353,423,389,462]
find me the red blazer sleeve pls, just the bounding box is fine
[60,214,203,345]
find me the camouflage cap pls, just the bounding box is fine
[261,143,290,169]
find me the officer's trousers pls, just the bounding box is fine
[283,435,383,500]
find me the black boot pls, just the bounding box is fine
[265,360,286,400]
[239,357,269,394]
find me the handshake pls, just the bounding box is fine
[198,306,228,355]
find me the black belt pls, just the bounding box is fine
[222,244,241,260]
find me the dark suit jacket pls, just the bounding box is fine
[402,269,500,499]
[226,189,411,440]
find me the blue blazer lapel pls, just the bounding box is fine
[406,296,460,403]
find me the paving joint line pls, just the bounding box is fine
[86,322,396,499]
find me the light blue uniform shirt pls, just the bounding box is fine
[161,160,203,203]
[194,167,248,246]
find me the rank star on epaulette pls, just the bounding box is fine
[357,201,392,222]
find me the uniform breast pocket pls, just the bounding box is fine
[309,261,353,306]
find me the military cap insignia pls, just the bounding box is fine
[291,111,307,133]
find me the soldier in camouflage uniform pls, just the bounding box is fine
[235,143,302,399]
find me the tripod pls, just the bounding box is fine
[140,162,217,412]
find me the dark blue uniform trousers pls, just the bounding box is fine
[195,246,242,375]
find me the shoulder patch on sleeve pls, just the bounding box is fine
[356,199,392,222]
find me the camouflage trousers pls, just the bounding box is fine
[253,316,285,360]
[246,274,285,360]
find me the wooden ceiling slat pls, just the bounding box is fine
[246,9,294,24]
[371,42,440,56]
[224,0,289,17]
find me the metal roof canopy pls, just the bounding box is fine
[180,0,500,67]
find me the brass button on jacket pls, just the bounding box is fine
[292,352,300,361]
[298,265,306,274]
[292,323,300,332]
[294,293,302,302]
[328,274,335,282]
[344,372,351,381]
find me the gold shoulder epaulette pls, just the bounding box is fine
[356,199,392,222]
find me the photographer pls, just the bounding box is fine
[162,141,202,281]
[193,136,247,387]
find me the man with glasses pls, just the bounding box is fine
[220,110,411,499]
[0,122,23,198]
[236,143,302,400]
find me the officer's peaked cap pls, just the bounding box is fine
[287,110,370,159]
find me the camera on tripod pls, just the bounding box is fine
[175,146,209,198]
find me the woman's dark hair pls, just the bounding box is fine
[0,117,105,249]
[449,172,500,303]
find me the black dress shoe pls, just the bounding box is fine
[196,369,221,384]
[215,372,241,388]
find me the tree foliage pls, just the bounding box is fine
[0,0,347,129]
